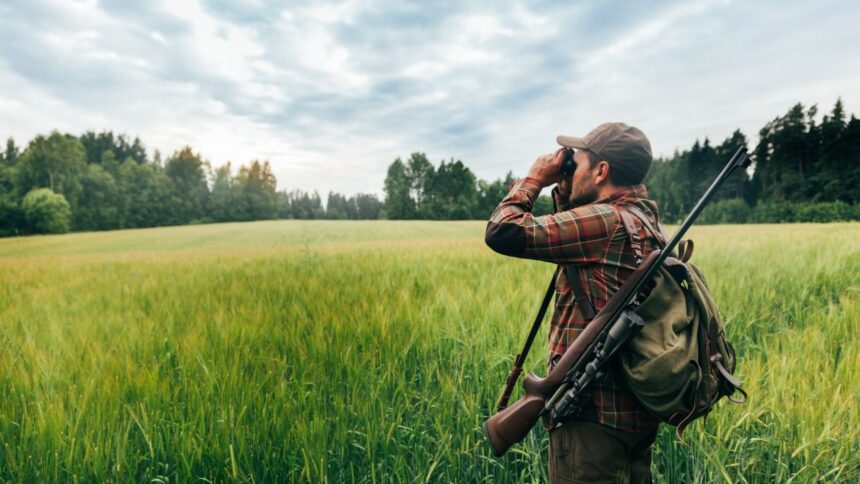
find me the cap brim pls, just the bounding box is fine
[557,135,588,149]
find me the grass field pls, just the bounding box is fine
[0,220,858,482]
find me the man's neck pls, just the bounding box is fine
[596,184,623,201]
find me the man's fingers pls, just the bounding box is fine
[529,149,569,187]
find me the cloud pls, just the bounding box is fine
[1,0,858,197]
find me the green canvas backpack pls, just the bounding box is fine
[616,205,747,438]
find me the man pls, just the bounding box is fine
[485,122,664,483]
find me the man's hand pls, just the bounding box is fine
[527,149,566,188]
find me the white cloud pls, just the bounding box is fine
[0,0,858,198]
[581,0,722,69]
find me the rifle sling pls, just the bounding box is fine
[496,266,559,411]
[552,188,595,349]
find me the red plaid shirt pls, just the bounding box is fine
[485,177,662,433]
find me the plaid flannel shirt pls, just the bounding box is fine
[485,177,662,434]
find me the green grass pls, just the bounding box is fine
[0,221,858,482]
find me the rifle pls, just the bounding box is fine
[482,146,751,457]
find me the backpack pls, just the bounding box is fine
[615,205,747,438]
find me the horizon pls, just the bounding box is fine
[2,0,859,197]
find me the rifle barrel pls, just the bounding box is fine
[610,147,749,325]
[663,146,750,257]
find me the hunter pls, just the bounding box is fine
[485,122,662,483]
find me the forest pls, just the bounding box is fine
[1,100,858,236]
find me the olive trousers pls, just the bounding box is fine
[548,419,658,484]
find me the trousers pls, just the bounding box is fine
[548,419,658,484]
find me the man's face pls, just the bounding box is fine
[559,150,599,206]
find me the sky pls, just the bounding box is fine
[1,0,859,197]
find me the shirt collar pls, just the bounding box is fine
[594,184,649,205]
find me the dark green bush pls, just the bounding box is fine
[750,201,796,223]
[699,198,750,224]
[696,198,860,224]
[0,199,26,236]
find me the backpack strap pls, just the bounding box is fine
[678,239,694,263]
[620,204,686,260]
[622,204,667,248]
[564,265,596,320]
[710,353,743,389]
[616,207,644,263]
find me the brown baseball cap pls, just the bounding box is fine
[557,122,653,184]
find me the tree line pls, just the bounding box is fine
[0,131,384,236]
[646,99,860,223]
[382,153,553,221]
[1,99,858,236]
[382,99,860,224]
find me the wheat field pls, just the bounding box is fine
[0,220,857,482]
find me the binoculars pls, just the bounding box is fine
[561,148,576,178]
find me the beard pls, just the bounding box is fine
[569,181,599,206]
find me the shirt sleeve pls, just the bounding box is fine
[484,177,619,264]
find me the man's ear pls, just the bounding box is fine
[595,160,611,185]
